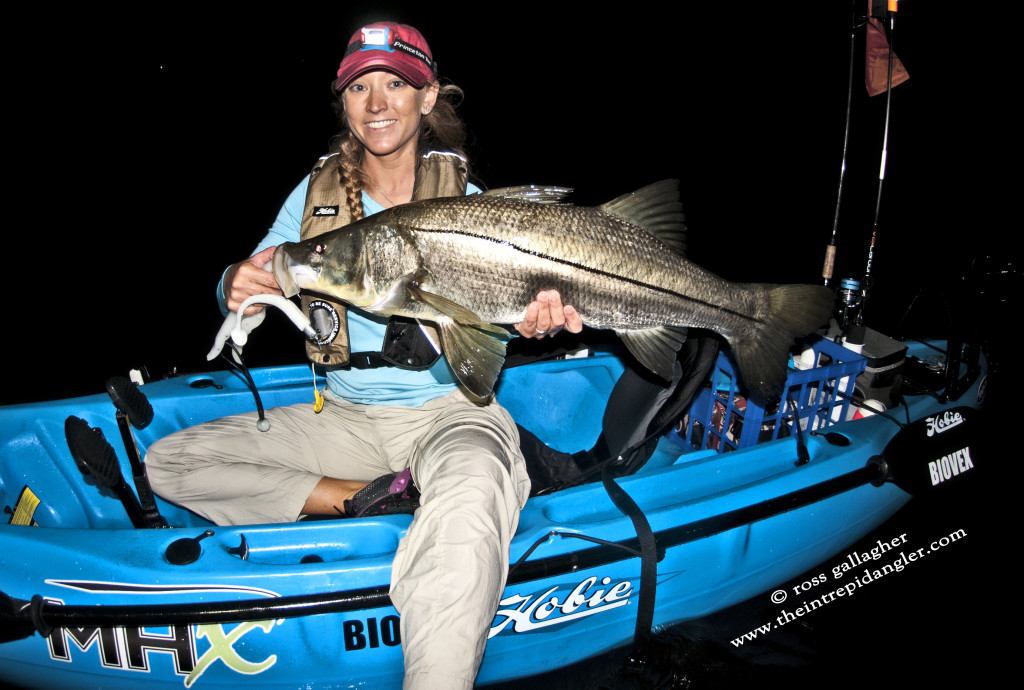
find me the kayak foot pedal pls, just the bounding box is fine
[65,416,148,529]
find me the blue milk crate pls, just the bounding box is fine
[679,335,867,453]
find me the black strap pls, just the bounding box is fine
[348,352,390,369]
[601,459,659,666]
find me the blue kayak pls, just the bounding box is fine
[0,333,986,688]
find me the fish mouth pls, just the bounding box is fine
[272,244,319,298]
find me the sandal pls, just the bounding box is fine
[343,468,420,518]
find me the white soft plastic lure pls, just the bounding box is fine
[207,294,315,363]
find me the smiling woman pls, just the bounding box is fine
[341,71,439,196]
[141,20,580,690]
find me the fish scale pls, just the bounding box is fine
[389,197,728,330]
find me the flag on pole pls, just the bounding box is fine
[865,2,909,96]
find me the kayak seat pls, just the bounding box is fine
[511,332,719,496]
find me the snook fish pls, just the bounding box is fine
[272,181,833,402]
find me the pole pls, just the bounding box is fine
[822,2,860,287]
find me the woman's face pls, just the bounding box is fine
[342,71,439,160]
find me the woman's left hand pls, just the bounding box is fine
[515,290,584,339]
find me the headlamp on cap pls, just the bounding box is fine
[360,26,392,48]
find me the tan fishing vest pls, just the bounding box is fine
[297,150,469,367]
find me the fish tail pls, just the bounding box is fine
[730,285,834,404]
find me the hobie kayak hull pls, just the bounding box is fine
[0,340,985,688]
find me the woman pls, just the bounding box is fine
[146,21,581,689]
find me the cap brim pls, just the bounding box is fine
[335,61,431,92]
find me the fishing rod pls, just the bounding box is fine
[821,3,861,288]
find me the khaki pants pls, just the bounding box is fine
[146,389,530,689]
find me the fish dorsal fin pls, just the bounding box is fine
[478,185,574,204]
[601,179,687,256]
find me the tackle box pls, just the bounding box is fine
[678,335,868,453]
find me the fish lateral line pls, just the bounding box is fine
[406,225,765,326]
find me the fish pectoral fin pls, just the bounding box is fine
[438,319,508,399]
[616,326,689,382]
[405,283,509,399]
[406,284,509,338]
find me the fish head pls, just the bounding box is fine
[272,231,373,305]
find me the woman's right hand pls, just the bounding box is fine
[222,246,283,314]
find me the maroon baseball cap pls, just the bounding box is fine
[334,22,438,91]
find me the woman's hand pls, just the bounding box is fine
[515,290,583,339]
[222,246,283,314]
